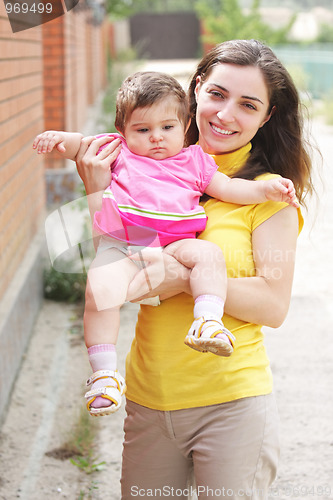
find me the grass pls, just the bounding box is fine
[46,406,102,467]
[70,407,96,453]
[46,405,106,499]
[77,481,100,500]
[68,407,104,471]
[68,408,106,499]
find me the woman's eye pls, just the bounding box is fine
[243,103,256,111]
[209,90,224,99]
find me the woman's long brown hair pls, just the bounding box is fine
[186,39,314,204]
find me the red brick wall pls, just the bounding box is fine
[42,17,65,170]
[0,3,45,301]
[43,17,65,136]
[0,4,109,300]
[0,4,109,424]
[43,9,109,170]
[64,8,88,132]
[86,18,108,107]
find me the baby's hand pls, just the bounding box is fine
[33,131,66,154]
[264,178,300,208]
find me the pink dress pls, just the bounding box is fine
[94,134,218,247]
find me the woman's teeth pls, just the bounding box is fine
[211,124,234,135]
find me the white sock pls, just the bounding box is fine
[194,294,224,321]
[87,344,117,408]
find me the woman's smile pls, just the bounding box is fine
[195,63,271,155]
[210,123,237,136]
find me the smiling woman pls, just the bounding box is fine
[33,68,299,420]
[74,39,315,500]
[194,64,273,155]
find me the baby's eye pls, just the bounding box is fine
[137,128,149,133]
[163,125,174,130]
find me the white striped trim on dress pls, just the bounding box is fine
[102,188,207,222]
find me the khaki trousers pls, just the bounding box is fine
[121,394,280,499]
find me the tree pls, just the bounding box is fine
[316,23,333,44]
[106,0,196,18]
[105,0,132,18]
[196,0,296,46]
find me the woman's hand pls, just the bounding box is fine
[126,247,191,302]
[75,135,122,195]
[75,135,122,229]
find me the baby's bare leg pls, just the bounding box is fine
[164,238,227,301]
[84,248,138,413]
[84,247,139,348]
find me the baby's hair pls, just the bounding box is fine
[115,71,189,133]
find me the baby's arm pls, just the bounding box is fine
[33,131,84,161]
[205,171,299,207]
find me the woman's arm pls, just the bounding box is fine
[127,249,192,302]
[224,205,299,327]
[129,206,299,327]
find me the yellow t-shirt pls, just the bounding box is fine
[125,143,303,411]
